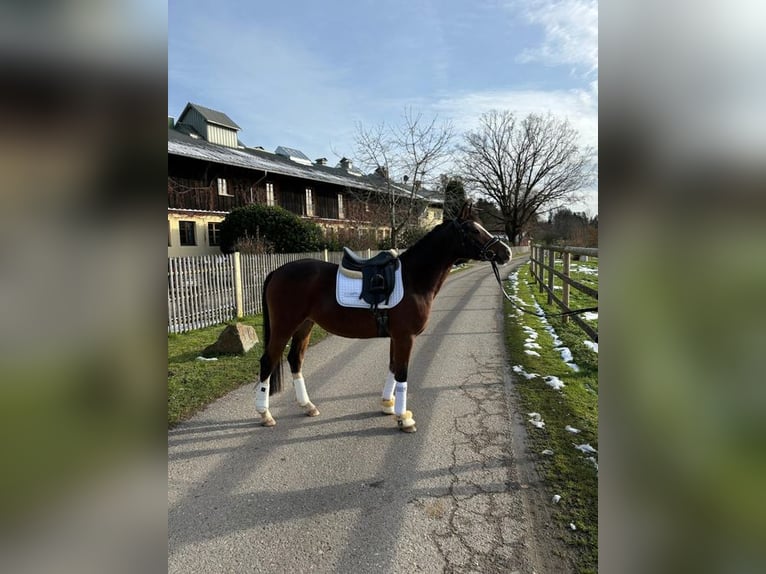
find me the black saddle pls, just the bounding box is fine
[340,247,399,307]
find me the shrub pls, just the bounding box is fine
[219,205,324,253]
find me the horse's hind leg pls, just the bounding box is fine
[255,333,291,427]
[287,320,320,417]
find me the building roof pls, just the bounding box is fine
[275,146,311,162]
[168,126,442,205]
[169,126,380,192]
[179,102,241,131]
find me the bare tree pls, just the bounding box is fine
[459,110,594,245]
[353,108,454,248]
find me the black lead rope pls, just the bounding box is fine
[490,261,598,319]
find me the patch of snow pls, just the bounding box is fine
[541,449,554,456]
[528,412,545,428]
[557,346,573,362]
[513,365,539,379]
[583,340,598,353]
[543,376,565,391]
[524,350,541,357]
[565,425,581,434]
[583,312,598,321]
[575,443,597,454]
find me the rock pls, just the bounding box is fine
[203,323,259,356]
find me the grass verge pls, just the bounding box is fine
[504,261,598,574]
[168,316,328,427]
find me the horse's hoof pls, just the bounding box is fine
[303,402,320,417]
[396,411,416,432]
[259,410,276,427]
[380,398,395,415]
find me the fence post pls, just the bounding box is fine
[547,248,554,304]
[233,251,244,318]
[539,247,545,293]
[562,251,571,323]
[324,248,329,262]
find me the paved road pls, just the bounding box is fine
[169,257,558,573]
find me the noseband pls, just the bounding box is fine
[453,219,501,262]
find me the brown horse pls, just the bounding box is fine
[254,203,512,432]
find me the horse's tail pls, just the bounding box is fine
[261,270,283,395]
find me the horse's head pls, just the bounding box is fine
[452,202,512,264]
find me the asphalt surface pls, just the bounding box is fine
[169,257,556,573]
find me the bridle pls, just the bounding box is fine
[452,218,501,262]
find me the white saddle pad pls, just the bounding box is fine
[336,264,405,309]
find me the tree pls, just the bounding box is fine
[474,198,503,230]
[219,204,324,254]
[353,108,454,248]
[459,110,594,245]
[441,175,467,221]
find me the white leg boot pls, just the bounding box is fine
[255,379,275,426]
[394,381,416,432]
[381,371,396,414]
[293,373,320,417]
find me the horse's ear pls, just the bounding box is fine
[458,201,473,221]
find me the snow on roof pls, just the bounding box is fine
[169,128,380,191]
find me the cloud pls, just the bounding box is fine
[512,0,598,76]
[432,85,598,151]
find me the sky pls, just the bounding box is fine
[168,0,598,216]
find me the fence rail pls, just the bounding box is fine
[168,249,351,333]
[529,244,598,341]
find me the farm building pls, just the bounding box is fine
[168,103,443,256]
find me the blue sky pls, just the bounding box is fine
[168,0,598,215]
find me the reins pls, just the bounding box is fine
[490,260,598,319]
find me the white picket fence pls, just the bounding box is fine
[168,250,345,333]
[168,245,527,334]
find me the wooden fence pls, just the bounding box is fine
[529,244,598,341]
[168,250,345,333]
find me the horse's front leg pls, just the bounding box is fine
[380,340,396,415]
[391,335,416,433]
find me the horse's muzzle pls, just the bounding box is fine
[480,238,511,264]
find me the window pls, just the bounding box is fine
[207,222,221,246]
[217,177,231,196]
[266,182,275,207]
[338,194,345,219]
[305,187,314,217]
[179,221,196,246]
